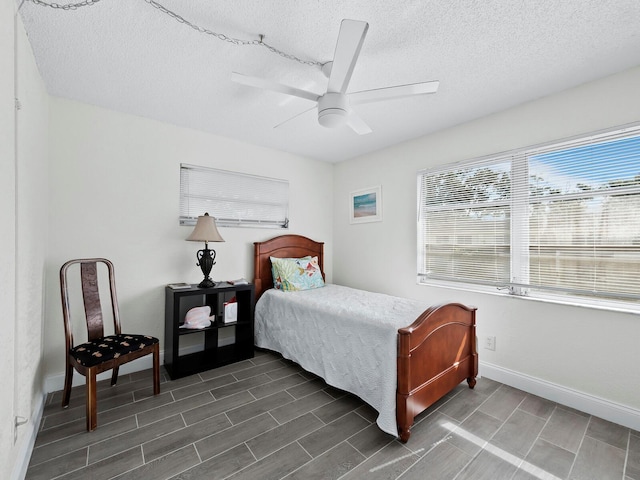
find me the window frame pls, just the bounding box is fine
[417,122,640,313]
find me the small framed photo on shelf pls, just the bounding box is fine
[349,186,382,224]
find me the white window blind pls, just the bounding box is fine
[418,157,512,287]
[418,124,640,309]
[180,164,289,228]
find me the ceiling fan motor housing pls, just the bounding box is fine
[318,93,349,128]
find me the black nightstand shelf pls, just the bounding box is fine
[164,282,254,380]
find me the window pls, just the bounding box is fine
[418,124,640,310]
[180,164,289,228]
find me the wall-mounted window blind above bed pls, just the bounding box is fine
[180,164,289,228]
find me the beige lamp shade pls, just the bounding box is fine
[186,213,225,243]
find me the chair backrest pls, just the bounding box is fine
[60,258,122,350]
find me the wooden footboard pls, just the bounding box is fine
[396,303,478,442]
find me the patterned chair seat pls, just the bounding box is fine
[70,334,159,368]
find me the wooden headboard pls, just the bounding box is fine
[253,234,324,300]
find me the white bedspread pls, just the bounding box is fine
[254,284,429,437]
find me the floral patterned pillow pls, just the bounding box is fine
[270,256,325,291]
[270,255,310,290]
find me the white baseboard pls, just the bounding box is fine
[11,393,45,480]
[480,361,640,431]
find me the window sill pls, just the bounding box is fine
[417,279,640,315]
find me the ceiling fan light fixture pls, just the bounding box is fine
[318,93,348,128]
[318,108,348,128]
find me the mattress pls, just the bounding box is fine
[254,284,428,436]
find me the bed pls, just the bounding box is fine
[253,234,478,442]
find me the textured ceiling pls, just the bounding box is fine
[17,0,640,162]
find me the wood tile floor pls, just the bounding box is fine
[27,350,640,480]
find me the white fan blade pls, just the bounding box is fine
[327,19,368,94]
[349,81,439,105]
[274,106,316,129]
[231,72,320,103]
[347,110,372,135]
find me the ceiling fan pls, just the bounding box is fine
[231,19,439,135]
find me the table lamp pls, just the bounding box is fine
[186,212,225,288]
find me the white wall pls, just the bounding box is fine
[333,67,640,420]
[0,1,18,478]
[44,98,334,383]
[14,5,49,476]
[1,2,50,479]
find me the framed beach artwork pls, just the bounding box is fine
[349,186,382,224]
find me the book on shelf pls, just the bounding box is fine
[228,278,248,285]
[167,282,191,289]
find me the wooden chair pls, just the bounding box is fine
[59,258,160,431]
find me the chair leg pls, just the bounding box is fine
[86,369,98,432]
[152,343,160,396]
[62,363,74,408]
[111,366,119,386]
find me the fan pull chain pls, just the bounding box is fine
[24,0,323,68]
[25,0,101,9]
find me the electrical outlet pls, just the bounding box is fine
[484,335,496,351]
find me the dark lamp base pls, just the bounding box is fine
[198,278,216,288]
[195,246,217,289]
